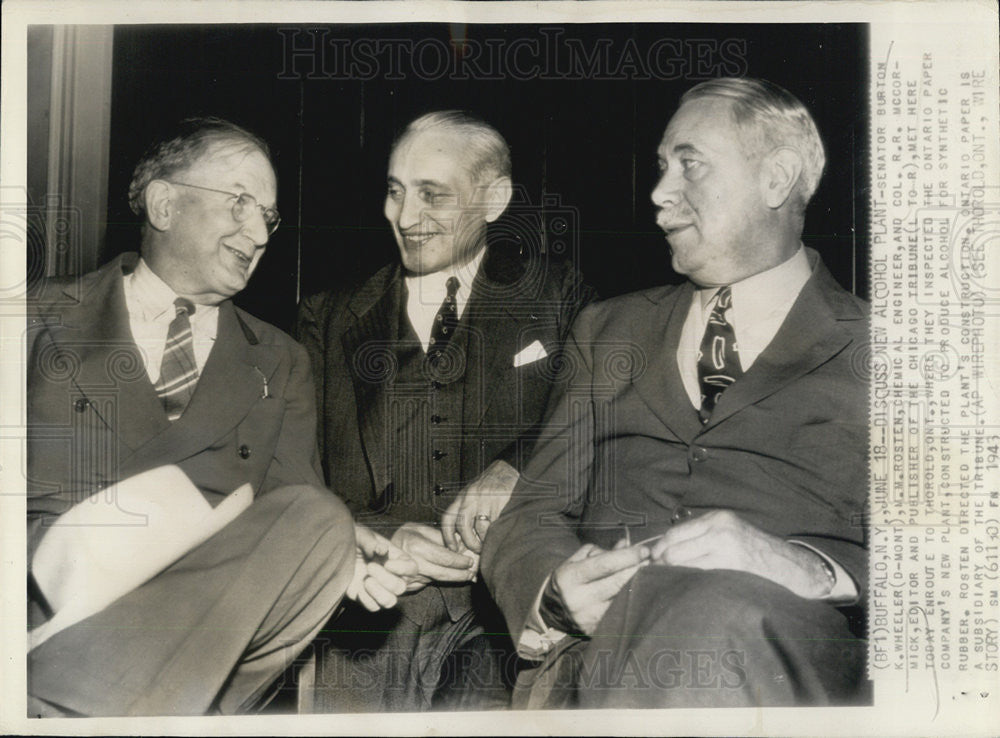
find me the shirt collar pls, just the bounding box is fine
[403,246,485,312]
[128,257,218,324]
[129,257,182,322]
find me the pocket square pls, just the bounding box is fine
[514,340,548,367]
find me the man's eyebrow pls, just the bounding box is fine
[231,181,275,207]
[671,143,702,156]
[414,179,451,190]
[385,177,452,190]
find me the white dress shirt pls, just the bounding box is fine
[402,248,484,351]
[677,246,812,407]
[123,258,219,385]
[519,246,856,660]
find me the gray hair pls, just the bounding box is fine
[392,111,511,184]
[128,116,272,216]
[682,77,826,210]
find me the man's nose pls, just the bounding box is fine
[651,168,682,209]
[396,192,423,231]
[242,210,270,247]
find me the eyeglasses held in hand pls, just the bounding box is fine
[167,181,281,235]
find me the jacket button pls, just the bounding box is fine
[74,398,89,412]
[430,414,443,424]
[238,444,251,459]
[671,506,692,523]
[433,484,444,495]
[691,446,708,462]
[432,449,446,461]
[430,380,444,390]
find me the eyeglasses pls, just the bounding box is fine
[167,181,281,235]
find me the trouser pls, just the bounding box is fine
[28,484,354,717]
[514,566,870,709]
[313,579,515,712]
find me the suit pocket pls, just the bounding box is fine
[789,420,866,451]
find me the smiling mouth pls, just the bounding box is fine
[402,232,440,247]
[225,245,252,268]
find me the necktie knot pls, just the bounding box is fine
[174,297,195,317]
[445,276,459,300]
[714,285,732,311]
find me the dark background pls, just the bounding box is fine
[101,23,868,332]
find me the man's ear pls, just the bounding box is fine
[761,147,803,209]
[144,180,174,232]
[482,176,513,224]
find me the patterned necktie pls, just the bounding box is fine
[697,286,742,423]
[155,297,199,421]
[427,276,460,362]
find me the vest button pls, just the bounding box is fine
[238,444,251,459]
[432,449,446,461]
[690,446,708,462]
[433,484,444,495]
[74,398,89,412]
[671,506,692,523]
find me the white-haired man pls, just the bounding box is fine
[296,111,594,711]
[483,78,869,708]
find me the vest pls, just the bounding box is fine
[380,296,468,524]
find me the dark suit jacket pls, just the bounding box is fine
[482,249,869,643]
[295,244,595,531]
[27,253,324,597]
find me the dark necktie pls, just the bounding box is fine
[697,286,742,423]
[427,276,460,362]
[155,297,199,421]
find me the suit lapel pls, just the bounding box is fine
[47,255,170,455]
[704,256,864,430]
[631,282,704,443]
[341,266,402,498]
[121,301,274,472]
[462,252,530,430]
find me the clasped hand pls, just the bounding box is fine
[551,511,833,635]
[440,459,520,553]
[648,510,832,599]
[354,460,519,602]
[389,522,478,593]
[347,523,419,611]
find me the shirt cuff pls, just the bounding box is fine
[517,575,570,660]
[788,540,859,604]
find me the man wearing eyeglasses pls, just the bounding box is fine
[25,117,405,716]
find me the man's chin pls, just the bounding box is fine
[399,246,451,276]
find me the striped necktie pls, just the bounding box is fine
[697,286,742,423]
[155,297,199,421]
